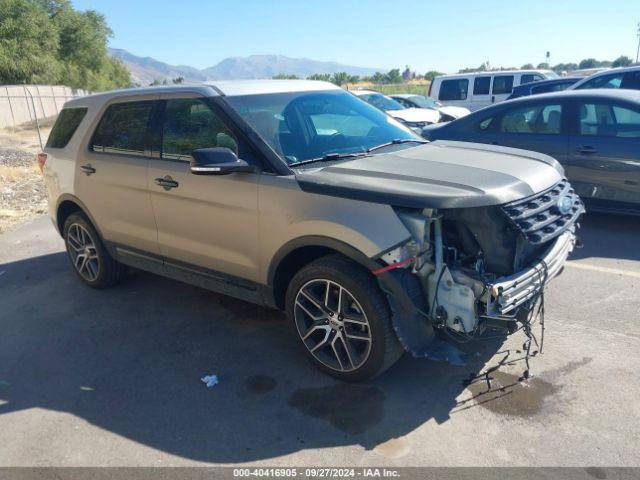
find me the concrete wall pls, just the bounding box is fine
[0,85,89,129]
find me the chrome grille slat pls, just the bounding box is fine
[500,179,585,245]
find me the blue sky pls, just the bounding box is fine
[73,0,639,73]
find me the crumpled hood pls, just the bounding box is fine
[387,107,441,124]
[295,140,564,209]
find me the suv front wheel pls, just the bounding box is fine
[285,254,403,382]
[63,212,127,288]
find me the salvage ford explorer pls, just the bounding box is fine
[41,80,584,381]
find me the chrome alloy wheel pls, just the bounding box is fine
[66,223,100,282]
[294,279,372,372]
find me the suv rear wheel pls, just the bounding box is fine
[285,254,403,382]
[63,212,127,288]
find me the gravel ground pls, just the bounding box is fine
[0,126,51,234]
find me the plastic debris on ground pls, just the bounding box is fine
[201,375,219,388]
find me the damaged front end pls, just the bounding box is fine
[374,178,585,364]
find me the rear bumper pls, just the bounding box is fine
[487,230,576,315]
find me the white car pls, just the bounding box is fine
[351,90,440,130]
[390,94,470,121]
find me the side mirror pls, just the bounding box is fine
[190,147,254,175]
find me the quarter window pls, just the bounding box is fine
[500,103,562,134]
[439,79,469,101]
[46,107,87,148]
[492,75,514,95]
[473,77,491,95]
[520,74,544,85]
[579,103,640,138]
[161,98,238,161]
[91,101,155,156]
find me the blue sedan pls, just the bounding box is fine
[422,89,640,215]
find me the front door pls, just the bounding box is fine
[146,95,262,290]
[75,98,160,256]
[566,100,640,211]
[470,76,492,111]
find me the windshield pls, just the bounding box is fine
[225,90,421,165]
[407,95,440,109]
[359,93,406,111]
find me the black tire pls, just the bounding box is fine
[63,212,127,288]
[285,254,404,382]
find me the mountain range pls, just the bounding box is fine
[109,48,382,85]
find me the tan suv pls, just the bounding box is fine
[42,80,584,381]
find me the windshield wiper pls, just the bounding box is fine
[289,151,368,167]
[366,138,428,153]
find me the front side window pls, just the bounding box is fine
[500,103,562,134]
[473,77,491,95]
[359,93,405,111]
[622,71,640,89]
[47,107,87,148]
[161,98,238,161]
[91,101,155,156]
[225,89,419,164]
[576,73,624,90]
[492,75,514,95]
[531,81,574,94]
[439,79,469,101]
[579,102,640,138]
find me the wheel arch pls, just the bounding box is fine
[55,194,103,240]
[267,236,383,310]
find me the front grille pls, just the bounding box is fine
[500,179,584,245]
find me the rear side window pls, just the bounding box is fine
[622,71,640,89]
[579,102,640,138]
[91,101,155,156]
[473,77,491,95]
[46,108,87,148]
[520,74,544,85]
[439,79,469,101]
[492,76,514,94]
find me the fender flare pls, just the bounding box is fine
[55,194,105,241]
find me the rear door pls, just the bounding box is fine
[491,74,515,104]
[437,78,470,109]
[470,76,492,111]
[566,99,640,211]
[75,98,160,256]
[146,93,262,289]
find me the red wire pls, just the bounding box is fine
[372,257,415,276]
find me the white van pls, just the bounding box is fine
[429,70,558,111]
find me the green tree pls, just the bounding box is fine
[0,0,60,84]
[385,68,402,84]
[307,73,331,81]
[422,70,443,81]
[612,55,632,68]
[537,62,549,69]
[521,63,534,69]
[578,58,598,69]
[272,73,299,79]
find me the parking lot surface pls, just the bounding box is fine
[0,213,638,467]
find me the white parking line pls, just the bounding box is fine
[566,261,640,279]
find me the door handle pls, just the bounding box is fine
[576,146,596,154]
[154,175,179,190]
[80,164,96,175]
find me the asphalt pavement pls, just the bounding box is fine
[0,213,638,467]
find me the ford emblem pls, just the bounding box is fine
[557,195,573,215]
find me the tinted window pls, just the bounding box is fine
[531,81,574,94]
[360,93,405,111]
[500,103,562,134]
[439,79,469,101]
[161,98,238,161]
[473,77,491,95]
[576,73,624,90]
[91,101,155,155]
[520,74,544,85]
[622,71,640,89]
[492,76,514,95]
[579,102,640,138]
[46,108,87,148]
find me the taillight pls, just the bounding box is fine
[36,152,47,173]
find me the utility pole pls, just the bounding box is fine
[636,22,640,63]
